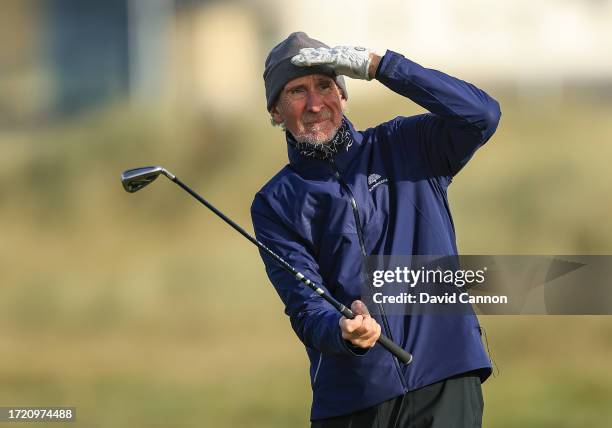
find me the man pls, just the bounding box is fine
[251,32,501,427]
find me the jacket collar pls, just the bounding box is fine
[286,116,364,176]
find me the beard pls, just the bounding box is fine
[293,110,342,146]
[287,115,351,160]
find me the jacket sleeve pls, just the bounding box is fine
[375,50,502,183]
[251,193,364,357]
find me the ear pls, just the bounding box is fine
[340,97,348,111]
[335,82,347,102]
[270,104,284,125]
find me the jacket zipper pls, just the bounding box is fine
[312,354,323,386]
[328,158,408,390]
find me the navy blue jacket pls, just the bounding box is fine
[251,50,501,420]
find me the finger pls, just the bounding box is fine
[352,337,374,349]
[353,318,380,345]
[355,329,380,348]
[341,315,363,335]
[351,315,378,338]
[353,323,370,338]
[351,300,370,316]
[290,53,307,66]
[291,48,319,66]
[360,317,378,338]
[351,333,377,349]
[366,321,382,344]
[291,48,334,67]
[291,55,333,67]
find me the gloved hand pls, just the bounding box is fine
[291,45,374,80]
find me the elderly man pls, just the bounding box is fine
[251,32,501,428]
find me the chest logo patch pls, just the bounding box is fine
[368,173,388,192]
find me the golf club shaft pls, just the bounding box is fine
[171,175,413,365]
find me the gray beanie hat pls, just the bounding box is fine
[263,32,348,111]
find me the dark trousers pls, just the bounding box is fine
[311,371,484,428]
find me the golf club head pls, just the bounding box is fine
[121,166,175,193]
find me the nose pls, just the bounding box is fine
[305,90,324,113]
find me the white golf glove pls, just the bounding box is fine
[291,45,373,80]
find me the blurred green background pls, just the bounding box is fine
[1,1,612,427]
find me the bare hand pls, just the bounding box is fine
[339,300,382,348]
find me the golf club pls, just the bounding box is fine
[121,166,413,364]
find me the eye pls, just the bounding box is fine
[317,81,334,94]
[289,87,305,95]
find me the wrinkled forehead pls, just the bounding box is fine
[282,73,337,91]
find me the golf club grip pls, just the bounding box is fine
[377,334,413,364]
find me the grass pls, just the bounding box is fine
[0,92,611,427]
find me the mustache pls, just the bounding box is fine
[303,109,332,124]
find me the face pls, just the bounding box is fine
[271,74,346,145]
